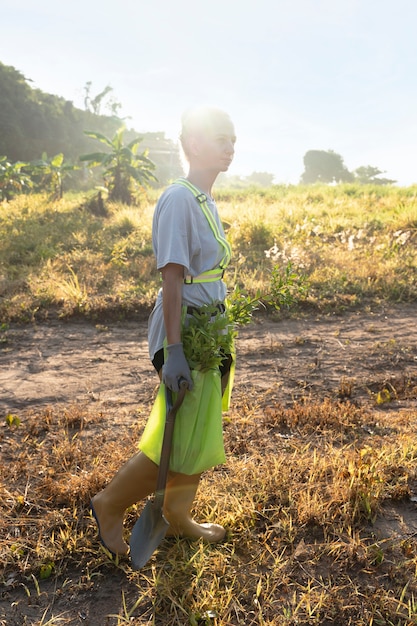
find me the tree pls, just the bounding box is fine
[301,150,353,184]
[139,132,184,185]
[353,165,396,186]
[0,63,181,186]
[83,82,121,117]
[0,63,126,163]
[80,126,157,204]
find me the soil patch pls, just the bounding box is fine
[1,303,416,414]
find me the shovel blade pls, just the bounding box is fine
[130,499,169,570]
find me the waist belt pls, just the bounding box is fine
[184,268,225,284]
[186,303,226,316]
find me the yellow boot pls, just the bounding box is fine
[164,471,226,542]
[90,452,158,555]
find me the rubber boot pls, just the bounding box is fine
[164,472,226,542]
[91,451,158,555]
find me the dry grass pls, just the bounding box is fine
[1,185,417,624]
[1,185,416,322]
[2,386,417,625]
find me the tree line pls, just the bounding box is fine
[0,61,183,202]
[0,60,396,201]
[300,150,396,185]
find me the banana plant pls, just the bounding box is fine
[30,152,79,199]
[80,126,157,205]
[0,156,32,201]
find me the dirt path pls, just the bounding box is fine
[1,303,416,415]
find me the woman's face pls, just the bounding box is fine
[188,117,236,173]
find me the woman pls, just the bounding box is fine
[90,106,236,556]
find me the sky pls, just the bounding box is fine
[1,0,417,185]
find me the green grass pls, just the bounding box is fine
[1,184,416,323]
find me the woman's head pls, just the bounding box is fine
[180,106,236,171]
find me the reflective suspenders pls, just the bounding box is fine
[174,178,232,284]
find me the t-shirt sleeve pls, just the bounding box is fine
[154,189,200,273]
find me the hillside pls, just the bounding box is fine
[0,61,182,184]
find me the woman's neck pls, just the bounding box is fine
[186,169,217,197]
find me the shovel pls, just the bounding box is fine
[130,378,188,570]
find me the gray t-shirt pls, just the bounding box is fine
[147,182,228,360]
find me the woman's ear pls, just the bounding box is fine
[187,135,201,158]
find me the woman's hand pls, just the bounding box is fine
[162,342,193,391]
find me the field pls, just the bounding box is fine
[1,185,417,625]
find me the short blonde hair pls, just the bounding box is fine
[180,106,234,158]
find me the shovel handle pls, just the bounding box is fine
[155,378,189,494]
[166,377,188,416]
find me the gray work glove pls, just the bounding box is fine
[162,342,193,392]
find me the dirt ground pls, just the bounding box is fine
[1,303,416,415]
[1,303,417,625]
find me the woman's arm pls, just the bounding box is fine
[160,263,193,391]
[161,263,184,344]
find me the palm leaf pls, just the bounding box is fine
[83,131,114,149]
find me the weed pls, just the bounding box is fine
[5,413,21,427]
[55,265,88,310]
[267,260,309,311]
